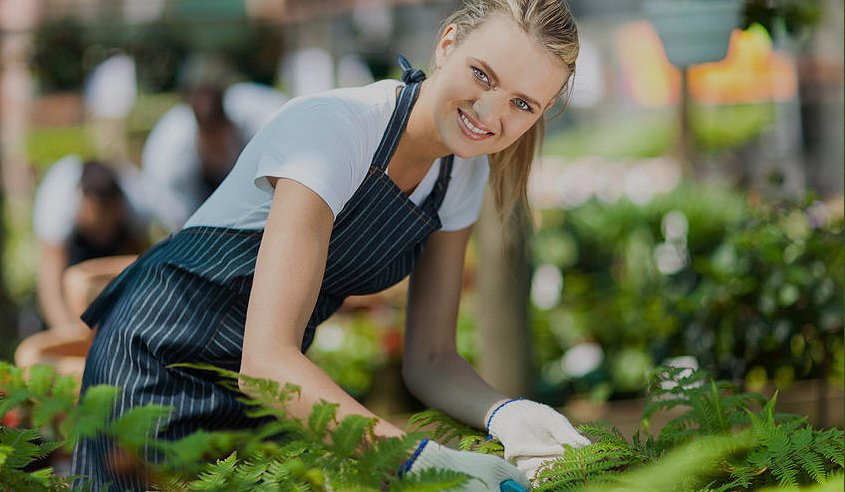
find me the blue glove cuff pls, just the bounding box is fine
[485,398,524,441]
[397,437,430,478]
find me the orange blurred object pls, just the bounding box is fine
[689,24,798,104]
[616,21,798,107]
[616,21,681,108]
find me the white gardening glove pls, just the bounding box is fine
[399,438,530,491]
[485,398,591,481]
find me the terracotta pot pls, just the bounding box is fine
[14,255,138,383]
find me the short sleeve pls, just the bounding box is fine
[253,100,362,219]
[438,155,490,231]
[33,155,83,244]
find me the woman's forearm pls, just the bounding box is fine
[403,351,509,431]
[37,242,78,330]
[241,346,406,440]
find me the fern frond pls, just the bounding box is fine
[63,385,119,442]
[406,409,479,448]
[532,439,643,490]
[387,467,471,491]
[329,414,376,459]
[814,429,844,469]
[191,451,240,490]
[0,427,61,470]
[307,400,339,442]
[357,433,422,481]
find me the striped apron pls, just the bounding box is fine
[71,57,454,491]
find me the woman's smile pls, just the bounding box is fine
[457,108,494,140]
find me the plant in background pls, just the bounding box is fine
[530,188,843,400]
[30,17,87,94]
[680,195,844,386]
[530,184,747,399]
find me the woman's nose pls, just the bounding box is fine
[472,93,505,131]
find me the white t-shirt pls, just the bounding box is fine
[185,79,489,232]
[141,82,289,230]
[33,155,149,244]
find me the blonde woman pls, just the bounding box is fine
[72,1,588,490]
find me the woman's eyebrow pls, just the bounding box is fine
[471,57,541,109]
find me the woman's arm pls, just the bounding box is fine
[37,240,82,334]
[402,227,509,430]
[239,178,405,439]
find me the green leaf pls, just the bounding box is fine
[26,365,57,398]
[329,414,375,459]
[107,404,174,449]
[65,385,119,441]
[308,400,338,441]
[388,467,472,491]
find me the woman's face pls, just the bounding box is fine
[429,14,569,159]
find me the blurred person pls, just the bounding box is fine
[73,1,587,490]
[32,155,148,335]
[141,54,288,230]
[84,52,137,160]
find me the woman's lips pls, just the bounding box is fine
[457,109,493,141]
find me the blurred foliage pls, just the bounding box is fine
[681,195,844,387]
[123,23,189,92]
[30,18,87,94]
[25,126,97,173]
[124,92,183,134]
[742,0,823,38]
[530,186,843,400]
[308,313,387,400]
[31,15,282,96]
[2,202,37,307]
[222,22,286,88]
[544,104,775,159]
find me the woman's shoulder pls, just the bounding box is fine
[277,79,402,121]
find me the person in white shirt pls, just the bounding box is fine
[141,56,288,230]
[32,155,147,334]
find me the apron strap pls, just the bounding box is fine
[370,54,429,171]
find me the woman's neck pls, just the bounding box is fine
[395,78,450,167]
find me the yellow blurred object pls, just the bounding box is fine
[14,255,137,382]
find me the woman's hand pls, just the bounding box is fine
[400,438,530,491]
[485,399,591,481]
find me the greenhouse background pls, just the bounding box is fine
[0,0,842,487]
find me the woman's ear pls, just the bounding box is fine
[434,24,458,69]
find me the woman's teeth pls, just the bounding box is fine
[460,111,489,135]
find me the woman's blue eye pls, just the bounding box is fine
[471,67,490,85]
[514,99,533,112]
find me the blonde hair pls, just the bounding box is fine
[437,0,579,221]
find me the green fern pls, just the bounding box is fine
[387,467,472,491]
[406,409,503,454]
[0,428,67,491]
[2,361,843,491]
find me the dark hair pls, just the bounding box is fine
[79,160,124,202]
